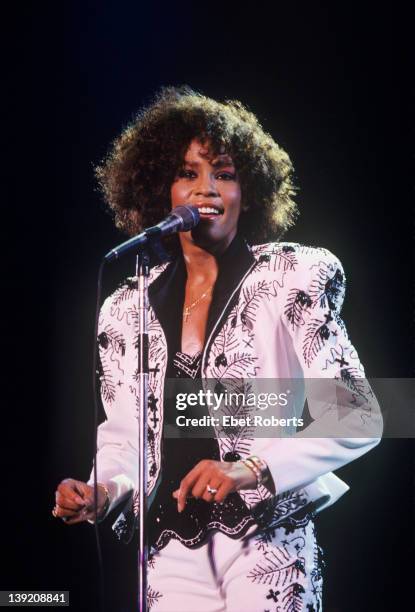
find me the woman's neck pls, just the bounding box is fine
[180,239,219,286]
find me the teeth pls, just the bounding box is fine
[199,207,220,215]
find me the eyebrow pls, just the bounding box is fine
[183,158,235,168]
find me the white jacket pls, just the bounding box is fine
[90,237,382,535]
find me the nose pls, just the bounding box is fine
[194,171,218,197]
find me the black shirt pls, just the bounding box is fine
[147,234,258,552]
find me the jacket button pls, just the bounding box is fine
[223,452,241,462]
[98,332,108,349]
[215,353,227,367]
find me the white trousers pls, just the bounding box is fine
[147,518,323,612]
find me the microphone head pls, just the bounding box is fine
[171,205,200,231]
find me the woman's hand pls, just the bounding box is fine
[172,460,257,512]
[52,478,108,525]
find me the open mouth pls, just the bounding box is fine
[197,205,224,218]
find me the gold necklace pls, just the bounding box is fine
[183,286,213,322]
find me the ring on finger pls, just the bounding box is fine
[206,484,218,495]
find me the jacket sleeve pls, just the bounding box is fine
[87,290,138,516]
[260,248,383,496]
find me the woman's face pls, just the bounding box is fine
[170,138,242,252]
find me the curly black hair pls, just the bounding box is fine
[95,85,298,244]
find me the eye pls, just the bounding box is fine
[216,172,236,181]
[177,169,196,179]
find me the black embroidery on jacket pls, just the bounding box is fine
[302,318,331,367]
[147,586,163,610]
[285,289,312,329]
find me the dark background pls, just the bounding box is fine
[3,2,413,611]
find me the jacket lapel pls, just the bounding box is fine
[205,234,255,342]
[148,254,186,363]
[148,233,256,356]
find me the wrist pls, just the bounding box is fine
[241,456,270,487]
[93,483,110,521]
[86,483,111,525]
[238,461,258,488]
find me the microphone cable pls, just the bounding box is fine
[91,259,107,612]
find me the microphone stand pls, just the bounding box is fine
[102,227,174,611]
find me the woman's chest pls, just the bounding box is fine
[181,294,213,355]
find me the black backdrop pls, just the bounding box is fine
[3,2,413,611]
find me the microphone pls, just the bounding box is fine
[104,205,200,262]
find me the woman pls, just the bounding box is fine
[54,86,382,611]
